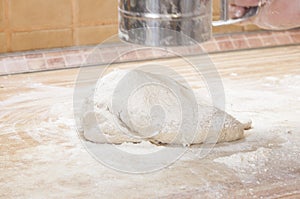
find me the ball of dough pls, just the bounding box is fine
[81,69,249,145]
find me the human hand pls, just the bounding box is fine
[229,0,300,30]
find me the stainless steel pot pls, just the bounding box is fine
[118,0,259,46]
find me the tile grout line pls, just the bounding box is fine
[80,50,89,67]
[241,34,251,48]
[97,48,106,65]
[228,35,239,50]
[256,32,266,46]
[269,33,280,46]
[4,0,12,52]
[219,35,235,51]
[271,32,282,45]
[61,54,68,69]
[285,31,294,43]
[1,30,300,76]
[211,38,221,52]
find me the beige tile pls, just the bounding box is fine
[136,49,155,60]
[0,60,7,75]
[213,25,244,34]
[213,15,220,21]
[65,54,83,67]
[247,38,263,48]
[290,32,300,43]
[83,49,103,65]
[243,24,261,31]
[77,0,118,25]
[46,57,66,69]
[5,59,28,73]
[212,0,220,17]
[232,39,250,49]
[119,50,138,62]
[27,59,46,71]
[200,41,219,52]
[10,0,72,29]
[261,36,277,47]
[217,40,235,51]
[11,29,72,52]
[0,32,6,53]
[0,0,5,31]
[75,25,118,45]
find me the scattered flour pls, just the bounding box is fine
[115,141,165,155]
[213,147,272,170]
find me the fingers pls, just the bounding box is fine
[229,0,260,19]
[231,0,260,7]
[229,5,247,19]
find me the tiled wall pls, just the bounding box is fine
[0,0,260,53]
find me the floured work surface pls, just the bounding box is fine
[0,46,299,198]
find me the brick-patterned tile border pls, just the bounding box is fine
[0,29,299,76]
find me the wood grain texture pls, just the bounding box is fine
[0,45,299,198]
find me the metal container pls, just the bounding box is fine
[118,0,212,46]
[118,0,259,46]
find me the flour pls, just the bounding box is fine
[81,69,250,145]
[115,141,165,155]
[213,147,272,170]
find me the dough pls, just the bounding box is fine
[81,69,251,145]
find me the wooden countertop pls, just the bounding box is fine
[1,45,300,198]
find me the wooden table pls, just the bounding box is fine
[1,45,299,198]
